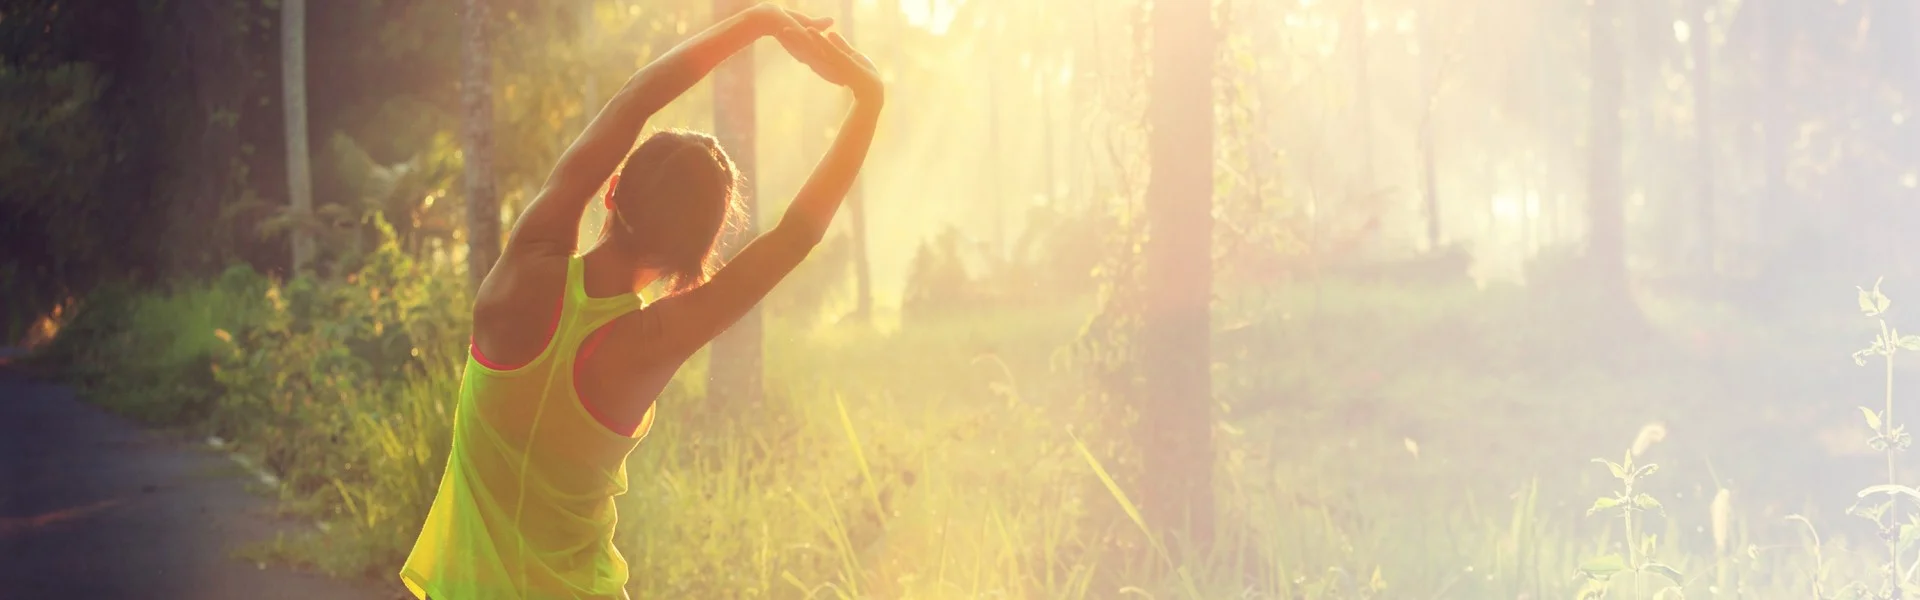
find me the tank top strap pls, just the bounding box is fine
[563,255,647,337]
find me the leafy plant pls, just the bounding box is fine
[1579,433,1683,600]
[1842,278,1920,599]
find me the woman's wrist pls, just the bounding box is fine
[851,84,885,108]
[744,4,789,37]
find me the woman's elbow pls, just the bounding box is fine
[771,216,828,250]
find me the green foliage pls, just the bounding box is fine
[0,59,126,297]
[34,266,273,423]
[902,200,1117,325]
[1833,278,1920,599]
[202,220,468,574]
[51,242,1920,598]
[1580,442,1683,600]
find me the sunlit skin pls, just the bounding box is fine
[22,0,1920,597]
[421,4,884,597]
[478,7,882,432]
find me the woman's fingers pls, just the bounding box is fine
[821,31,876,73]
[786,9,834,29]
[777,27,832,76]
[825,31,855,56]
[780,28,841,81]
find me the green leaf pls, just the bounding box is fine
[1576,580,1610,600]
[1634,463,1660,479]
[1594,458,1626,480]
[1858,484,1920,501]
[1578,554,1629,580]
[1848,498,1893,523]
[1863,406,1886,431]
[1641,562,1683,585]
[1652,585,1686,600]
[1634,493,1664,514]
[1901,335,1920,351]
[1861,287,1879,316]
[1588,496,1624,516]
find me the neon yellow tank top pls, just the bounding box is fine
[402,255,654,600]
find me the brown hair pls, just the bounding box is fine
[605,130,745,294]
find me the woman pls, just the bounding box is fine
[400,5,882,599]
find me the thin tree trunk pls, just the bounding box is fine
[1419,9,1441,252]
[1587,0,1626,294]
[708,0,764,410]
[987,28,1006,260]
[1350,0,1374,192]
[1141,0,1216,548]
[1758,2,1789,274]
[462,0,501,292]
[1689,0,1716,276]
[842,0,873,321]
[282,0,314,272]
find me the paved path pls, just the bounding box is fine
[0,356,404,599]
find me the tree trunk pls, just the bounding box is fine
[1350,0,1375,195]
[842,0,873,321]
[1757,2,1789,273]
[281,0,314,272]
[1140,0,1216,549]
[1689,0,1716,276]
[462,0,501,293]
[987,25,1006,260]
[1418,8,1441,252]
[1587,0,1627,295]
[707,0,764,410]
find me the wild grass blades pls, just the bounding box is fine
[1069,430,1204,600]
[1844,278,1920,598]
[1579,424,1684,600]
[59,256,1920,597]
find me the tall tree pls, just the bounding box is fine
[462,0,501,292]
[1417,2,1451,252]
[1757,0,1790,267]
[1587,0,1627,296]
[1141,0,1216,547]
[842,0,874,320]
[708,0,764,409]
[282,0,314,271]
[1687,0,1716,275]
[1349,0,1375,189]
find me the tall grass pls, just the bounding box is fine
[42,252,1920,597]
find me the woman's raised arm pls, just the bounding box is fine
[640,29,884,359]
[503,4,831,258]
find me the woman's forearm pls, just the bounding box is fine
[539,6,775,206]
[622,7,777,117]
[776,93,884,244]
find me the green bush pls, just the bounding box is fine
[49,219,1920,597]
[205,222,468,576]
[34,265,270,424]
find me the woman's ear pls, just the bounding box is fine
[603,173,622,210]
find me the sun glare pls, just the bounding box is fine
[899,0,964,35]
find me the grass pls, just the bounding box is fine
[36,259,1920,598]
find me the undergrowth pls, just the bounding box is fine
[37,236,1920,598]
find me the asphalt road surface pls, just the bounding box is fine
[0,352,402,600]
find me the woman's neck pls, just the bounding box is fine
[579,245,659,299]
